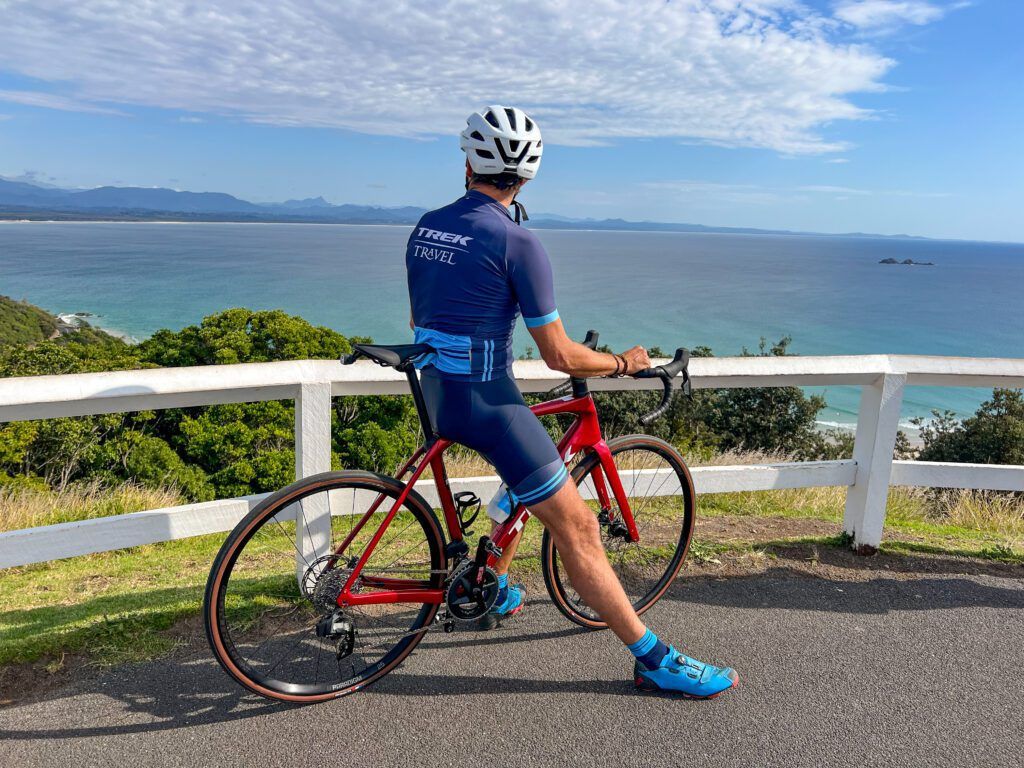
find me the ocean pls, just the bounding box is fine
[1,221,1022,428]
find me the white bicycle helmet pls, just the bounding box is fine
[460,105,543,180]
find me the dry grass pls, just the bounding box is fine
[887,487,1024,539]
[0,482,181,533]
[685,447,793,467]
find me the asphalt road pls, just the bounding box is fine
[1,565,1022,768]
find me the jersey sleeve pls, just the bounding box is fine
[507,229,559,328]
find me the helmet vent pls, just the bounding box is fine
[504,107,517,131]
[484,110,500,129]
[524,117,534,132]
[527,155,540,163]
[509,140,520,152]
[475,149,495,159]
[471,130,484,141]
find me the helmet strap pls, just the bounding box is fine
[511,197,529,224]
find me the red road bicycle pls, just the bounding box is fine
[205,331,696,703]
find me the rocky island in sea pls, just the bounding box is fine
[879,257,935,266]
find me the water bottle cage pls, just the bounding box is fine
[453,491,482,530]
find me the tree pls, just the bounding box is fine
[335,395,421,474]
[916,389,1024,465]
[138,308,351,366]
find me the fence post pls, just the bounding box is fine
[294,381,333,580]
[843,373,906,553]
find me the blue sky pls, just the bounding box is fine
[0,1,1020,242]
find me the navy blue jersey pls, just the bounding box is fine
[406,190,558,380]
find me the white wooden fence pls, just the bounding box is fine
[1,354,1022,569]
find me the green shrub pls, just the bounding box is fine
[916,389,1024,465]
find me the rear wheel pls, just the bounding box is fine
[204,471,446,703]
[541,435,695,629]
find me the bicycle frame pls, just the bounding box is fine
[335,389,639,609]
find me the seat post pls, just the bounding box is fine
[401,363,436,441]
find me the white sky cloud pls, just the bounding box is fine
[0,1,948,153]
[0,89,126,115]
[646,179,949,202]
[833,1,948,30]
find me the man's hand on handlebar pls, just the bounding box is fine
[619,345,651,376]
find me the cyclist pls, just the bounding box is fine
[405,106,737,698]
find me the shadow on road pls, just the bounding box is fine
[662,566,1024,615]
[0,656,281,741]
[1,555,1020,742]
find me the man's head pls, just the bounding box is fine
[460,105,543,194]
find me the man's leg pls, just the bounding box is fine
[479,521,526,628]
[527,478,739,698]
[526,481,646,643]
[491,520,522,576]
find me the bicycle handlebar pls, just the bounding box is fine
[633,347,691,425]
[547,333,691,425]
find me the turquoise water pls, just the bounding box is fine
[1,221,1022,427]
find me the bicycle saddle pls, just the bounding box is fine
[344,343,434,369]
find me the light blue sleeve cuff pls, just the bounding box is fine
[523,309,560,328]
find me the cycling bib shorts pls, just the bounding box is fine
[406,190,568,505]
[420,367,567,505]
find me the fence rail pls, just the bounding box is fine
[1,353,1022,569]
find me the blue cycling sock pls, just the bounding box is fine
[496,572,509,606]
[627,629,670,671]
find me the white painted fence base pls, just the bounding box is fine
[1,354,1022,569]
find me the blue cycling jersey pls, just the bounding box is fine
[406,190,558,381]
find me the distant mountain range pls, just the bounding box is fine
[0,176,928,239]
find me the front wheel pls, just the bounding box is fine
[204,470,446,703]
[541,435,696,629]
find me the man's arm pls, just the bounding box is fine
[528,319,650,378]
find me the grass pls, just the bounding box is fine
[0,481,180,532]
[1,458,1022,676]
[0,534,223,668]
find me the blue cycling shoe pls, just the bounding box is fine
[634,647,738,699]
[477,583,526,630]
